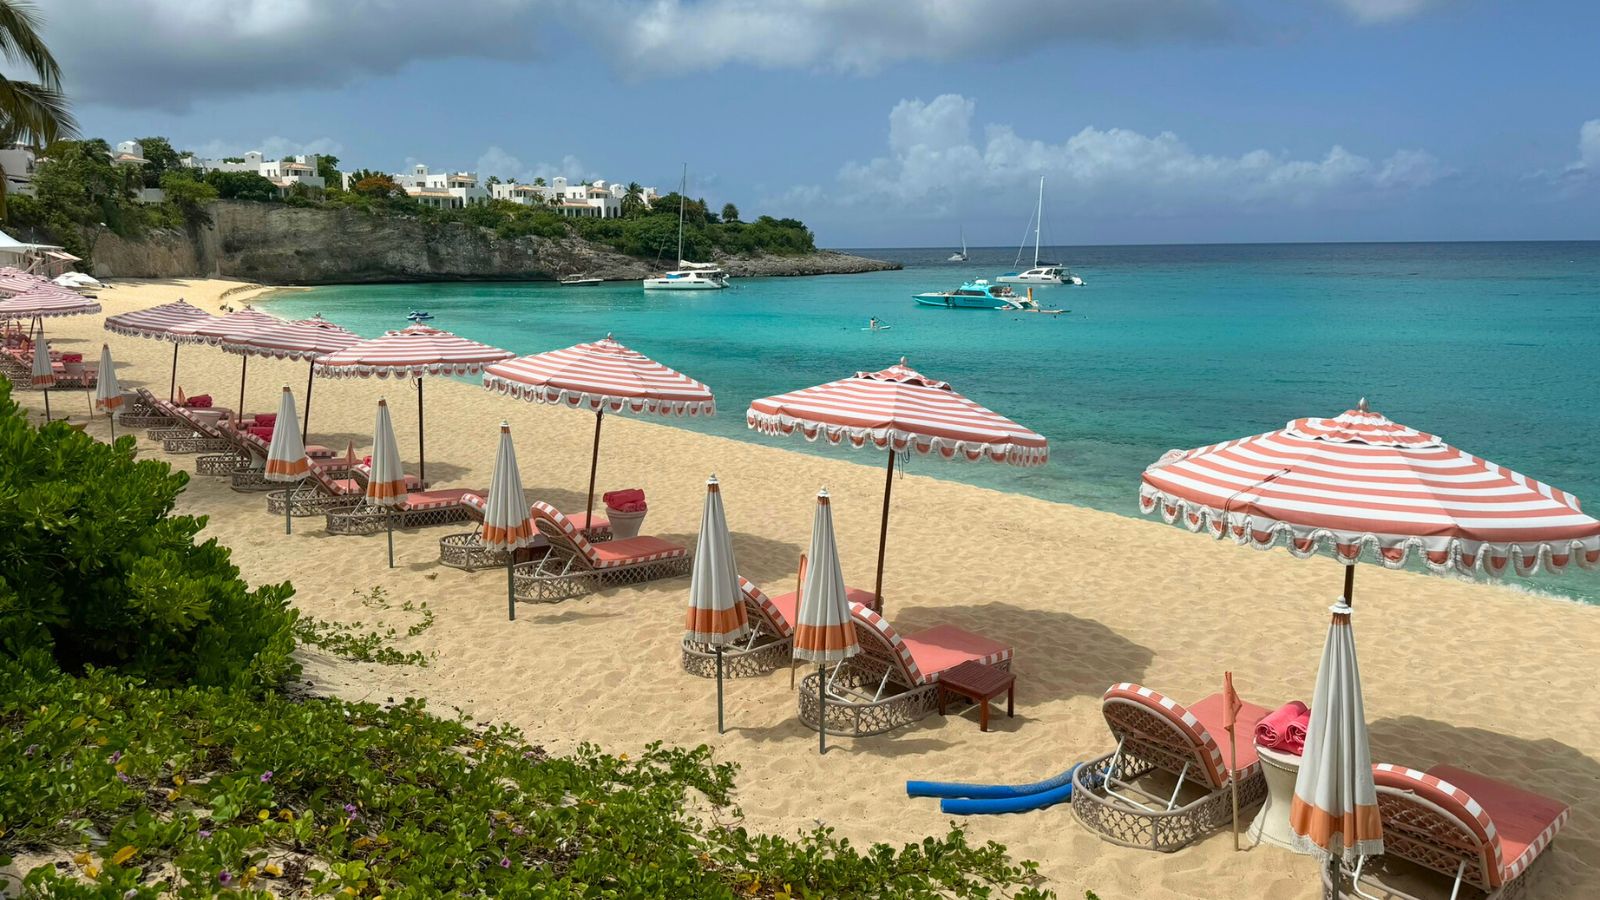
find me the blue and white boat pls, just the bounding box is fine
[913,279,1036,310]
[406,310,434,322]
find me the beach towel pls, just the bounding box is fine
[604,488,647,512]
[1255,700,1309,753]
[254,412,277,427]
[1286,712,1309,754]
[248,425,275,441]
[185,394,213,408]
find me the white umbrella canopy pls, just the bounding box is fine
[30,336,53,420]
[1291,603,1383,871]
[94,344,123,440]
[484,422,537,620]
[263,387,311,534]
[367,399,410,567]
[686,475,751,735]
[792,488,860,754]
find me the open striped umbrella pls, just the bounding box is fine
[316,324,513,483]
[0,285,100,323]
[685,474,750,734]
[170,309,285,416]
[103,299,217,400]
[30,336,54,420]
[220,315,359,441]
[263,387,311,534]
[484,421,537,620]
[367,398,410,567]
[0,267,54,295]
[792,488,859,754]
[747,358,1048,611]
[483,334,714,532]
[1139,400,1600,895]
[94,344,123,440]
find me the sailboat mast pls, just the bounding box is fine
[676,163,686,265]
[1034,176,1044,267]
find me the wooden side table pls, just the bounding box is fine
[937,660,1016,732]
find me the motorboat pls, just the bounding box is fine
[406,310,434,322]
[914,279,1036,310]
[996,176,1084,286]
[643,164,729,291]
[560,274,604,286]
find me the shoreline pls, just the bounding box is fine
[16,277,1600,899]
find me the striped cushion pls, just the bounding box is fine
[1102,683,1231,789]
[738,578,793,638]
[1373,764,1501,884]
[401,489,475,512]
[850,602,926,685]
[590,536,685,568]
[898,625,1012,684]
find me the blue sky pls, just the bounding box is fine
[28,0,1600,247]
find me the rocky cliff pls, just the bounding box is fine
[87,201,898,285]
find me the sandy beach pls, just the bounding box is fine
[17,277,1599,899]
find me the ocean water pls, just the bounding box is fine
[267,241,1600,603]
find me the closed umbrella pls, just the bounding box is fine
[483,334,714,533]
[748,358,1047,611]
[366,399,410,567]
[262,387,311,535]
[316,323,513,483]
[791,488,859,754]
[30,336,53,421]
[94,344,123,440]
[685,474,750,734]
[483,422,538,621]
[103,299,216,400]
[220,315,359,442]
[168,309,284,416]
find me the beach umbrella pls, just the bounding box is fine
[0,285,100,332]
[30,336,54,421]
[791,488,859,754]
[747,358,1048,611]
[103,299,217,400]
[483,334,714,532]
[1290,602,1383,890]
[262,387,311,535]
[220,315,359,441]
[483,421,538,621]
[366,398,410,567]
[1139,399,1600,896]
[168,309,285,416]
[0,266,55,296]
[315,323,513,484]
[685,474,750,734]
[94,343,123,440]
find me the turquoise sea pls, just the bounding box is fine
[267,242,1600,603]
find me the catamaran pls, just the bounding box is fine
[997,177,1084,286]
[947,228,968,262]
[643,165,730,291]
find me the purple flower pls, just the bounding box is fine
[260,771,273,783]
[117,772,131,783]
[512,825,525,836]
[499,857,511,869]
[198,830,212,839]
[110,750,123,763]
[218,871,232,885]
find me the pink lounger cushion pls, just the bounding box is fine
[590,535,686,564]
[1188,692,1270,775]
[399,488,482,511]
[768,586,877,633]
[899,624,1013,680]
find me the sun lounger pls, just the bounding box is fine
[680,564,878,680]
[265,461,425,517]
[510,501,690,603]
[119,389,185,429]
[1342,763,1570,900]
[438,493,610,570]
[151,406,243,454]
[1071,682,1271,852]
[190,423,337,488]
[795,602,1013,737]
[324,488,484,536]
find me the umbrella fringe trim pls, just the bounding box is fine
[745,410,1049,467]
[482,379,715,417]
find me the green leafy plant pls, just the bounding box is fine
[293,587,436,667]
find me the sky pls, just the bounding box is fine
[20,0,1600,247]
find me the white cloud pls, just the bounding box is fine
[473,146,598,183]
[190,136,344,160]
[1561,119,1600,183]
[798,94,1444,219]
[1335,0,1445,24]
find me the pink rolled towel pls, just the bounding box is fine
[1286,712,1310,754]
[1255,701,1310,752]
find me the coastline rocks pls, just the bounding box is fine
[88,201,899,285]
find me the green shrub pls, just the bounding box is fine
[0,378,297,690]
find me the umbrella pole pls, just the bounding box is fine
[285,477,297,535]
[584,410,604,533]
[170,343,179,401]
[716,646,725,734]
[42,388,50,422]
[303,361,314,443]
[238,356,248,418]
[1343,564,1355,607]
[817,662,827,754]
[506,552,516,621]
[872,448,895,612]
[386,509,395,568]
[1229,721,1240,850]
[416,378,426,485]
[108,409,116,441]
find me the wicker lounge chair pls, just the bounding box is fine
[438,494,610,570]
[1340,763,1569,900]
[680,564,878,680]
[265,461,420,517]
[1071,682,1270,852]
[324,488,483,536]
[510,501,690,603]
[119,389,184,429]
[150,406,243,454]
[191,424,336,488]
[796,603,1013,738]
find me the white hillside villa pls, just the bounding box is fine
[390,164,489,209]
[489,177,656,218]
[0,144,39,198]
[182,150,327,195]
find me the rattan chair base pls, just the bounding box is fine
[266,487,363,517]
[681,637,792,679]
[147,426,194,441]
[118,414,177,428]
[510,546,691,603]
[795,670,941,737]
[326,504,475,536]
[194,451,248,477]
[1070,751,1266,852]
[163,435,235,454]
[439,529,610,571]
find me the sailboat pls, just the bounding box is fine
[996,177,1083,286]
[947,228,968,262]
[643,164,730,291]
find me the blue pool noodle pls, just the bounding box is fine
[939,781,1074,815]
[905,763,1079,801]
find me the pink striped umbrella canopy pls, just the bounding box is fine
[483,334,713,529]
[746,358,1048,610]
[314,324,513,482]
[1140,400,1600,578]
[168,308,286,415]
[220,316,361,442]
[103,299,219,401]
[0,267,55,295]
[0,286,101,321]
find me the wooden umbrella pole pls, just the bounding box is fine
[169,343,179,401]
[1229,722,1240,850]
[1343,564,1355,607]
[506,554,516,621]
[284,477,297,535]
[302,361,315,443]
[237,355,248,417]
[584,410,604,533]
[416,378,426,485]
[871,448,895,612]
[716,646,725,734]
[42,388,50,422]
[817,662,827,754]
[386,509,395,568]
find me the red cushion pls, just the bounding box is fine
[1428,765,1569,883]
[769,586,876,630]
[253,413,277,426]
[247,426,274,441]
[591,535,683,563]
[900,624,1013,678]
[1188,693,1271,775]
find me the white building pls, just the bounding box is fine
[488,177,655,218]
[183,150,327,195]
[112,140,149,168]
[0,144,39,198]
[391,164,489,209]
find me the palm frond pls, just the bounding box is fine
[0,0,61,89]
[0,76,76,146]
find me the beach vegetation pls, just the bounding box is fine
[0,0,77,218]
[203,169,278,203]
[6,138,144,260]
[132,135,185,187]
[160,171,218,229]
[722,202,740,223]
